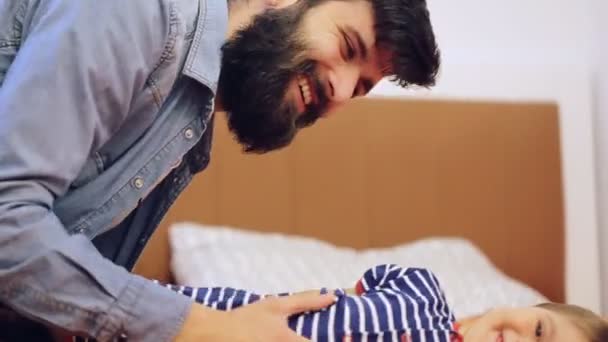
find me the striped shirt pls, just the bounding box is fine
[159,265,460,342]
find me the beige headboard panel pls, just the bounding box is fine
[135,98,565,303]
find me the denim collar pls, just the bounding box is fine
[182,0,229,94]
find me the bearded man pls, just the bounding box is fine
[0,0,440,340]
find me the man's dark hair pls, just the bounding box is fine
[371,0,440,87]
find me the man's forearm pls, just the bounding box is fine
[0,201,192,340]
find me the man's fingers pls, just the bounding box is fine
[275,291,337,315]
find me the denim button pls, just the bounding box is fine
[133,177,144,189]
[184,128,194,139]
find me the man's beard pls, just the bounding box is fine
[218,2,329,153]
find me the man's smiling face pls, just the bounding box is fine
[218,0,440,153]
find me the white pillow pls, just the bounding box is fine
[169,222,548,317]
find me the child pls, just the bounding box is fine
[75,264,608,341]
[164,264,608,342]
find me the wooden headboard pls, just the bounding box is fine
[134,97,565,303]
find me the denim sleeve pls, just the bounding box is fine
[0,1,192,341]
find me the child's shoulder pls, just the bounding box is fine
[359,264,442,288]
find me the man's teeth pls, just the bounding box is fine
[298,77,312,105]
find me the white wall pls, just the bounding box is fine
[590,0,608,316]
[424,0,595,67]
[371,0,603,313]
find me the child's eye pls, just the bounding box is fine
[535,320,543,338]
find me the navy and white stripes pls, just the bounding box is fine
[157,264,458,342]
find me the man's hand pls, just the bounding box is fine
[174,291,337,341]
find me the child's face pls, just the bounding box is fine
[463,307,587,342]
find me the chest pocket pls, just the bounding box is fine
[69,83,163,190]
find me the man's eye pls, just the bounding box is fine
[535,320,543,339]
[344,34,355,60]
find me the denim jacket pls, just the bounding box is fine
[0,0,227,340]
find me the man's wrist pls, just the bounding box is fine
[123,276,193,342]
[173,303,223,342]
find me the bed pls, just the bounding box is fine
[133,97,564,317]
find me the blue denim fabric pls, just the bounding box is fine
[0,0,227,340]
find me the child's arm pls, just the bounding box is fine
[355,264,409,294]
[155,282,354,311]
[153,282,268,310]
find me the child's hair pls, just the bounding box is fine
[537,302,608,342]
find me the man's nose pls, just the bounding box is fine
[326,64,359,104]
